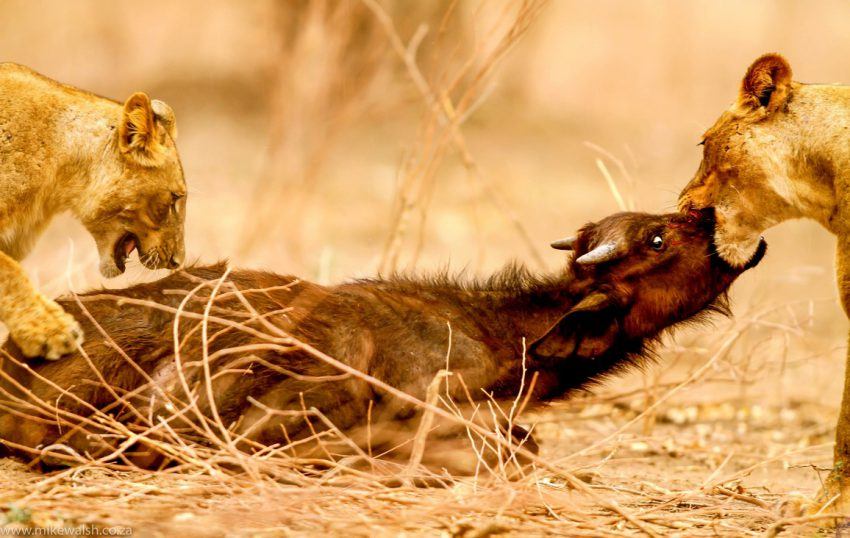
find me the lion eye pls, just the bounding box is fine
[170,193,186,216]
[650,235,664,251]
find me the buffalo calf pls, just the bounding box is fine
[0,209,764,475]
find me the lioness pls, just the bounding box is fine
[678,53,850,510]
[0,63,186,360]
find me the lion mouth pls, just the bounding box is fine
[742,237,767,270]
[113,232,139,273]
[699,207,767,271]
[712,235,767,272]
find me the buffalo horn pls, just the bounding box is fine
[550,236,577,250]
[575,241,623,265]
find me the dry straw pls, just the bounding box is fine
[0,256,842,535]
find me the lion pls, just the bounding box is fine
[0,63,186,360]
[678,53,850,511]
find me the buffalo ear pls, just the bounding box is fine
[529,292,617,359]
[738,53,792,113]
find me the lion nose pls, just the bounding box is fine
[168,255,182,269]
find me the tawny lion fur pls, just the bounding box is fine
[678,52,850,511]
[0,63,187,360]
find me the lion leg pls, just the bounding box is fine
[0,249,82,360]
[805,236,850,522]
[803,335,850,525]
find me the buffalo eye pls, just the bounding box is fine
[650,235,664,251]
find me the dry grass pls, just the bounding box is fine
[0,287,842,536]
[0,1,849,536]
[369,0,549,274]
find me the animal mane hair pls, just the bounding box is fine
[367,261,574,298]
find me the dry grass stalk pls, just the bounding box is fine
[237,0,423,265]
[366,0,550,274]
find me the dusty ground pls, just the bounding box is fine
[0,388,835,536]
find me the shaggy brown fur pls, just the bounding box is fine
[0,210,762,475]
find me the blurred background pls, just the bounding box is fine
[1,0,848,420]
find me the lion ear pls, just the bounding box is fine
[738,53,793,113]
[152,99,178,141]
[119,92,164,163]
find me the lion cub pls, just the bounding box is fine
[0,63,187,359]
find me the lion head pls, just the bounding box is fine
[80,93,187,278]
[678,53,836,266]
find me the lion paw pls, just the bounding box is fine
[775,493,809,518]
[778,479,850,530]
[8,294,83,360]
